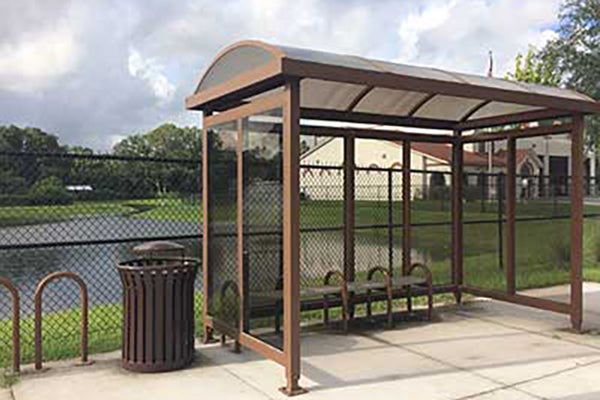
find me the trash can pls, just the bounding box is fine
[117,241,198,372]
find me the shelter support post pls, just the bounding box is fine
[571,114,584,331]
[402,140,411,275]
[281,80,305,396]
[201,110,215,344]
[344,135,356,317]
[506,137,516,295]
[452,131,463,303]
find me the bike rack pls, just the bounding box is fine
[0,277,20,373]
[34,272,92,370]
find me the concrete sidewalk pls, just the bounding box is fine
[4,283,600,400]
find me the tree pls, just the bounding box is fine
[113,123,201,159]
[505,46,561,86]
[539,0,600,148]
[0,125,70,190]
[112,124,202,198]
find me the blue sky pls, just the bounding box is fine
[0,0,562,150]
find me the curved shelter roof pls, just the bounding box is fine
[186,40,600,129]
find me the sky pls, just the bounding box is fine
[0,0,563,151]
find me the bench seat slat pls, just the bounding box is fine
[392,276,426,286]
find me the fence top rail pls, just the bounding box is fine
[0,151,201,164]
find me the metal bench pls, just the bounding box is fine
[359,263,433,327]
[217,263,432,337]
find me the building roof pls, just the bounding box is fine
[408,142,506,167]
[187,40,600,126]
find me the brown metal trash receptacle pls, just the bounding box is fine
[117,247,198,372]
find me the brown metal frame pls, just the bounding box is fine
[402,140,411,276]
[202,89,301,390]
[343,134,356,318]
[189,41,599,396]
[570,114,584,331]
[34,272,91,370]
[0,277,20,373]
[451,130,463,303]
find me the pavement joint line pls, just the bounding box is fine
[357,331,521,399]
[218,360,279,400]
[456,356,600,400]
[359,316,600,400]
[507,358,600,398]
[453,308,600,352]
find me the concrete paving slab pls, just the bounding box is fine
[0,388,12,400]
[370,309,520,347]
[8,284,600,400]
[382,316,600,385]
[206,332,500,400]
[468,387,539,400]
[516,359,600,400]
[13,353,270,400]
[458,287,600,350]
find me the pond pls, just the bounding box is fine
[0,216,444,319]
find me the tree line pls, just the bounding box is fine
[0,124,202,206]
[505,0,599,149]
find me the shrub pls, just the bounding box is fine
[463,186,481,202]
[428,185,450,201]
[0,194,29,207]
[27,176,73,206]
[550,233,570,270]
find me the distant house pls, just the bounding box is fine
[65,185,93,192]
[300,137,564,200]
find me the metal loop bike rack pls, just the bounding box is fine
[34,272,92,370]
[0,276,20,373]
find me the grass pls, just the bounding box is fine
[2,197,600,382]
[0,201,135,227]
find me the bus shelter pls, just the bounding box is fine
[186,40,600,395]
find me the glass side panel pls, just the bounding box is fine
[242,108,284,349]
[463,139,507,292]
[515,135,571,299]
[410,167,452,285]
[206,121,239,334]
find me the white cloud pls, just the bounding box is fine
[127,48,175,102]
[0,0,564,150]
[0,26,79,92]
[393,0,562,77]
[397,1,456,61]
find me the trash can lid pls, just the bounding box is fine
[133,241,185,253]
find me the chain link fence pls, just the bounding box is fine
[2,150,600,367]
[0,151,201,367]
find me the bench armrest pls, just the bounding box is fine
[220,279,240,297]
[367,266,392,287]
[408,263,432,285]
[324,270,346,286]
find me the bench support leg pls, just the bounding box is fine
[275,300,282,334]
[203,326,216,344]
[341,291,349,333]
[323,295,329,326]
[386,287,393,328]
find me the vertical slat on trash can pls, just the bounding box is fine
[173,268,183,363]
[186,266,193,357]
[155,269,165,364]
[133,271,145,363]
[180,267,188,360]
[126,272,135,364]
[144,268,154,363]
[164,269,174,364]
[185,266,194,357]
[120,270,127,359]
